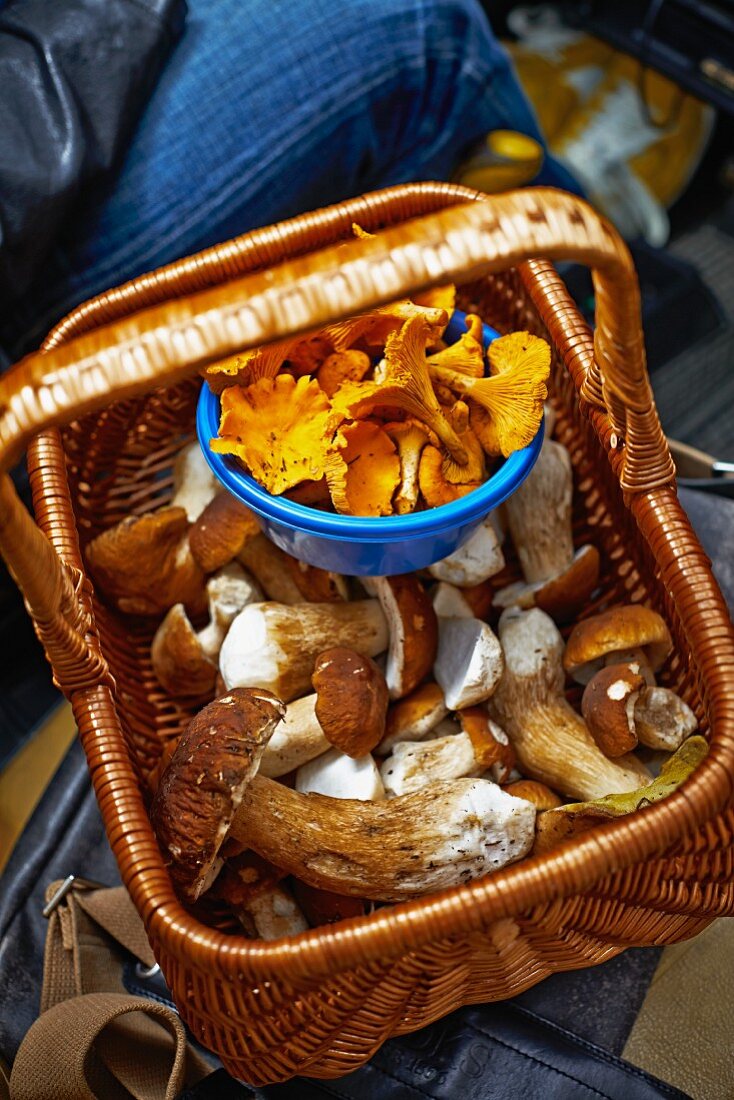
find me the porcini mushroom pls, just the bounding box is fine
[213,853,307,940]
[295,749,385,801]
[428,515,504,587]
[433,616,504,710]
[363,575,438,699]
[285,558,348,603]
[291,880,368,927]
[582,664,697,755]
[633,686,698,751]
[494,439,600,619]
[230,776,536,900]
[380,732,481,796]
[170,442,219,522]
[534,735,707,854]
[189,491,261,573]
[237,534,305,604]
[312,647,389,757]
[490,608,651,801]
[563,605,673,685]
[219,599,388,701]
[258,693,329,778]
[151,564,261,699]
[86,507,206,617]
[376,682,448,754]
[580,662,645,757]
[458,707,515,783]
[432,581,495,621]
[382,419,433,514]
[150,688,286,900]
[502,780,563,810]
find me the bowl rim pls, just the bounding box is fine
[196,312,544,540]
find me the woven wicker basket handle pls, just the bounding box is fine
[0,187,673,691]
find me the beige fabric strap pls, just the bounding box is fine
[10,881,210,1100]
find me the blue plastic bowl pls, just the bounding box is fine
[197,311,543,576]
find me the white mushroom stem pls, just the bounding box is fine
[380,732,482,796]
[230,776,536,901]
[504,439,574,583]
[427,516,505,587]
[491,608,652,801]
[170,442,219,522]
[434,616,504,710]
[196,564,262,659]
[259,694,330,778]
[295,749,385,801]
[244,884,309,940]
[634,686,697,751]
[432,582,475,619]
[219,599,388,701]
[151,564,259,699]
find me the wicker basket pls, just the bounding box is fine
[1,184,734,1085]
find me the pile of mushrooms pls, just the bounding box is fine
[85,420,703,940]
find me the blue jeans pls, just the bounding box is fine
[6,0,579,357]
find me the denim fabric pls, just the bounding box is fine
[4,0,580,358]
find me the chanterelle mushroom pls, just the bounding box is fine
[494,439,599,620]
[219,599,388,701]
[382,419,433,515]
[86,507,206,617]
[151,564,261,699]
[150,688,285,901]
[563,605,673,685]
[230,776,536,901]
[490,608,651,801]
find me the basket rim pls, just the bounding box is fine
[29,182,734,983]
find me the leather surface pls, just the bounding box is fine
[0,0,185,306]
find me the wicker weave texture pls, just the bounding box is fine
[0,184,732,1083]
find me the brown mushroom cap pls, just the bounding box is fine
[86,507,206,617]
[151,603,218,701]
[563,606,673,683]
[367,575,438,699]
[237,534,304,604]
[150,688,285,901]
[581,663,646,757]
[502,780,563,810]
[534,545,601,621]
[458,707,516,783]
[286,559,349,602]
[312,647,389,757]
[377,682,448,754]
[291,880,368,927]
[189,491,261,573]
